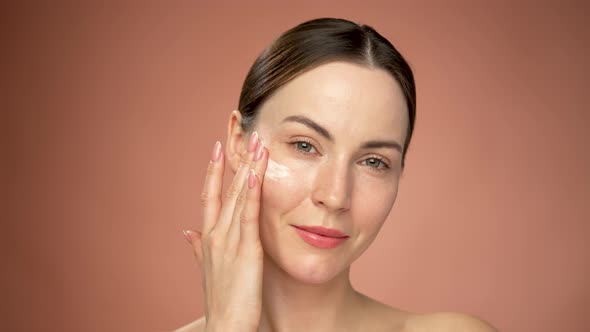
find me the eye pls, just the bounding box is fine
[293,140,316,153]
[363,157,389,170]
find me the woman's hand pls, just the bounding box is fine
[184,132,268,332]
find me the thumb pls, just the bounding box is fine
[183,229,203,266]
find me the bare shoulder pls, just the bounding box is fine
[171,306,498,332]
[174,316,206,332]
[356,294,498,332]
[353,293,416,331]
[404,311,498,332]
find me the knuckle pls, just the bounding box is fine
[199,190,212,205]
[239,213,250,226]
[235,190,247,207]
[205,161,217,177]
[225,183,243,200]
[205,233,220,250]
[200,190,221,207]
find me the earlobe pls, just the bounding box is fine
[226,110,245,173]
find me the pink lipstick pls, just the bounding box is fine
[292,225,349,249]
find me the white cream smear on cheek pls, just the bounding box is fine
[265,158,293,181]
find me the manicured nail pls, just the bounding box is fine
[211,141,222,162]
[255,140,264,161]
[248,169,256,189]
[182,230,192,244]
[247,131,258,152]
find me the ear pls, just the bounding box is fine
[226,110,247,173]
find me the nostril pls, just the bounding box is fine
[311,165,353,211]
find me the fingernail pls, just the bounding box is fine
[182,230,192,244]
[247,131,258,152]
[255,141,264,161]
[248,169,256,189]
[211,141,222,162]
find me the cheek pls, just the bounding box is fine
[260,158,310,221]
[353,177,399,231]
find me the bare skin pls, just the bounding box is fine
[179,62,498,332]
[176,307,497,332]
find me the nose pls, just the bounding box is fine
[311,157,352,212]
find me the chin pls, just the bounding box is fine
[289,255,347,284]
[267,253,347,285]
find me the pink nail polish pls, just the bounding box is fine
[248,169,256,189]
[255,141,264,161]
[247,132,258,152]
[211,141,222,162]
[182,230,192,244]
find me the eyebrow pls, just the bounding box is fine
[281,115,333,141]
[361,140,403,153]
[281,115,403,153]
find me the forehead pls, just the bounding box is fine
[256,61,408,142]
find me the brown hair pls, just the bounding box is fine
[238,17,416,167]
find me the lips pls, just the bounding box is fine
[292,225,349,249]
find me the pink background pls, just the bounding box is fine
[4,1,589,331]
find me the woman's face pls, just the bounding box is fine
[239,61,408,284]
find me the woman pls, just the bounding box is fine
[178,18,497,332]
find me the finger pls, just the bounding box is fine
[253,141,270,187]
[238,168,263,252]
[226,138,266,247]
[236,144,269,251]
[229,140,269,226]
[214,131,259,234]
[183,229,203,267]
[201,141,224,235]
[184,229,207,293]
[226,164,254,249]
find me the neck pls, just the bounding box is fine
[258,254,362,332]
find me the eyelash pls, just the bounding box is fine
[290,140,391,172]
